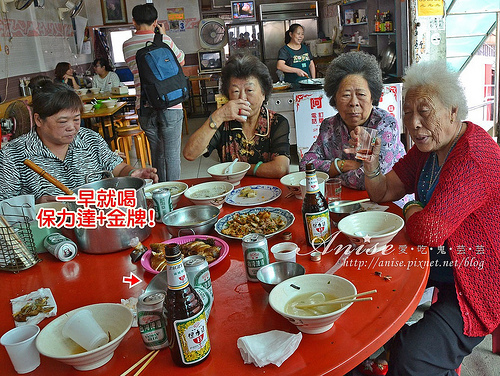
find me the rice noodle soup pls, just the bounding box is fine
[284,292,345,316]
[191,186,229,198]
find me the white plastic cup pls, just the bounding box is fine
[271,242,298,262]
[1,325,41,374]
[62,309,108,351]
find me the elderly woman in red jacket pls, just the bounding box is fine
[359,61,500,375]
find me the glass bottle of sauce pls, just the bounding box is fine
[302,163,331,246]
[164,243,210,366]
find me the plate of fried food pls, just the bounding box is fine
[141,235,230,274]
[225,185,281,206]
[215,207,294,240]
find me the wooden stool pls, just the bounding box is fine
[116,129,151,168]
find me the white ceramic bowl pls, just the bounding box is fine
[36,303,133,371]
[76,88,88,96]
[281,171,329,199]
[82,104,93,113]
[184,181,234,209]
[207,162,251,186]
[101,99,118,108]
[337,211,404,251]
[89,88,100,94]
[144,181,188,209]
[269,274,356,334]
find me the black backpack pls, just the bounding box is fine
[136,32,189,109]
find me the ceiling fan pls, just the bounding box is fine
[58,0,84,20]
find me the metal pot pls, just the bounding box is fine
[66,174,151,254]
[162,205,220,237]
[380,43,396,74]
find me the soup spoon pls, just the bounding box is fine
[224,158,239,174]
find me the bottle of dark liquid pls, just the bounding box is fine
[302,163,331,246]
[164,243,210,366]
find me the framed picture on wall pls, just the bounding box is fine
[101,0,128,25]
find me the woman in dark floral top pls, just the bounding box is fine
[183,54,290,178]
[300,51,405,190]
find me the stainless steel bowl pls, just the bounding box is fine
[329,200,362,226]
[256,262,306,293]
[162,205,220,237]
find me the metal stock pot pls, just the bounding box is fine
[65,172,151,254]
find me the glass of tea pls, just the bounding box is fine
[355,127,378,161]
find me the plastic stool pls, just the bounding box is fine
[116,129,151,168]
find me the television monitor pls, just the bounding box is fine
[198,49,224,74]
[231,1,256,23]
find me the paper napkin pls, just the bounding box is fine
[237,330,302,367]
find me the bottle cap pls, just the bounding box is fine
[310,251,322,262]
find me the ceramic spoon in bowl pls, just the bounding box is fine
[224,158,238,174]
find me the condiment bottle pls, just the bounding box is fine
[375,10,381,32]
[302,163,331,246]
[164,243,211,366]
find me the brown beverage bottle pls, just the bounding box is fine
[302,163,331,246]
[164,243,210,366]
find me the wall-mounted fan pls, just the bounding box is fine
[58,0,83,20]
[199,18,227,49]
[4,100,33,140]
[0,0,16,12]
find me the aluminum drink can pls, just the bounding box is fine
[152,188,172,221]
[43,233,77,262]
[242,233,269,282]
[183,255,213,319]
[137,291,169,350]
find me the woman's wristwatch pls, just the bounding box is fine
[208,115,217,130]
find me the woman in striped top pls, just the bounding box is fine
[0,81,158,203]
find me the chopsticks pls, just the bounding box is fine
[295,289,377,309]
[23,159,74,195]
[120,350,160,376]
[329,198,370,209]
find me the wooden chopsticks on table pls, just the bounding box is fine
[295,289,377,309]
[120,350,160,376]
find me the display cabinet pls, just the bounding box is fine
[340,0,403,78]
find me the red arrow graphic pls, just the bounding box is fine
[123,272,142,288]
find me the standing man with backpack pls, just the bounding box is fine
[123,4,185,181]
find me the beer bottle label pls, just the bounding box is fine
[305,209,331,244]
[306,175,320,194]
[245,247,269,281]
[174,309,211,365]
[167,259,190,290]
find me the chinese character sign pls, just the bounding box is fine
[294,90,337,161]
[378,83,402,133]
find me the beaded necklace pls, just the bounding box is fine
[428,121,464,189]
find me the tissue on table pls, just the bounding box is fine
[237,330,302,367]
[11,287,57,327]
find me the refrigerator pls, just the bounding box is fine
[260,1,319,82]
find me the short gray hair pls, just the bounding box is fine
[403,61,468,120]
[324,51,383,108]
[220,53,273,103]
